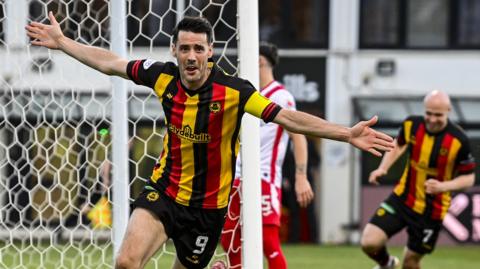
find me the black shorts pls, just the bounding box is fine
[369,194,442,255]
[132,186,227,269]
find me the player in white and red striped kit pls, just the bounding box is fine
[220,42,314,269]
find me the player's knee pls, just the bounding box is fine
[360,235,382,253]
[361,226,386,252]
[360,232,372,248]
[115,254,141,269]
[402,258,420,269]
[402,251,422,269]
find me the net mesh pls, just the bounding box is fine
[0,0,240,267]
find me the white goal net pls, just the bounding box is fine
[0,0,258,268]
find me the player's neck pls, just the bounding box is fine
[260,69,275,89]
[182,68,212,91]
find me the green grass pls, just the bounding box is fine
[1,242,479,268]
[282,244,480,269]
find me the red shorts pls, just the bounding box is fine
[226,178,282,227]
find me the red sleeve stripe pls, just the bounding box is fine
[457,162,476,172]
[131,60,141,82]
[261,103,282,123]
[261,103,276,119]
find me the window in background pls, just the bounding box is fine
[360,0,401,48]
[407,0,449,48]
[456,0,480,47]
[259,0,329,48]
[457,100,480,123]
[360,0,480,49]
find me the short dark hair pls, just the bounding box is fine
[259,42,279,67]
[172,16,213,44]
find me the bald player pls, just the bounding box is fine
[360,90,476,269]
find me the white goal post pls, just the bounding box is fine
[237,1,263,268]
[0,0,262,268]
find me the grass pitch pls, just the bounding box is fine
[283,244,479,269]
[1,243,478,268]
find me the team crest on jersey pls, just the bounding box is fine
[376,208,386,217]
[143,59,155,70]
[146,191,159,202]
[209,102,221,113]
[439,147,448,156]
[418,160,428,169]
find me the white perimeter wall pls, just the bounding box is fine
[352,51,480,96]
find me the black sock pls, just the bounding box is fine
[367,246,390,266]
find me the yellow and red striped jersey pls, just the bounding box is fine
[127,59,281,209]
[393,116,475,220]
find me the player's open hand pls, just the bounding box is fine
[369,168,387,185]
[295,174,314,208]
[349,116,394,157]
[425,178,445,195]
[26,11,64,49]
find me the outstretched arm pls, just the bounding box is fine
[26,11,128,78]
[287,132,314,208]
[273,109,394,157]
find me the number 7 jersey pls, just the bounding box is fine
[393,115,475,220]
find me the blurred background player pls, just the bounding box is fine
[360,90,476,269]
[64,128,113,229]
[220,42,314,269]
[63,130,137,232]
[65,157,111,228]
